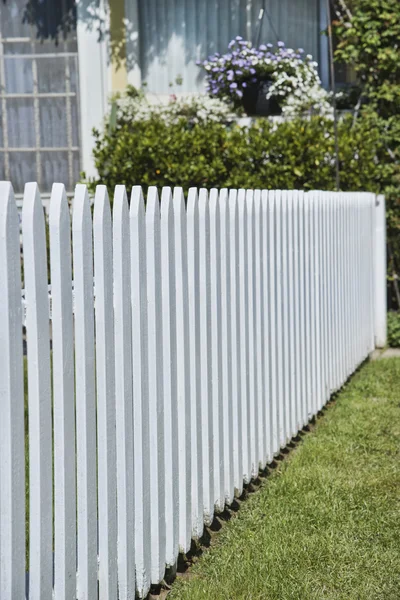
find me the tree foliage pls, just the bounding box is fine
[333,0,400,117]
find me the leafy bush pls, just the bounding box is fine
[87,91,398,197]
[387,312,400,347]
[333,0,400,118]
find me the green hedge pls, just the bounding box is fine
[87,109,397,196]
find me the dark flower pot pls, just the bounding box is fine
[242,79,282,117]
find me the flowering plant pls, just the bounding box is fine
[199,38,332,116]
[109,86,235,128]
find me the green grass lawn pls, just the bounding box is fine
[169,358,400,600]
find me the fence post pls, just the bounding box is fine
[374,194,387,348]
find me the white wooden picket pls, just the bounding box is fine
[72,184,98,600]
[93,186,117,600]
[0,181,384,600]
[49,183,76,600]
[113,185,135,600]
[0,182,25,600]
[146,187,166,582]
[187,188,204,539]
[160,187,179,566]
[130,186,151,598]
[23,183,53,600]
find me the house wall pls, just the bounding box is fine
[137,0,327,95]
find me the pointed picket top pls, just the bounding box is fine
[73,184,91,232]
[160,186,173,221]
[113,184,129,226]
[0,181,17,236]
[130,185,146,220]
[94,184,112,230]
[187,186,198,217]
[173,186,186,225]
[49,182,69,229]
[146,185,161,221]
[22,182,44,233]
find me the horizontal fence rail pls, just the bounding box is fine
[0,181,384,599]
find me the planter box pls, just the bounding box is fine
[242,80,282,117]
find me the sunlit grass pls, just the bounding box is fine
[170,359,400,600]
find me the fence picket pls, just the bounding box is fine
[113,185,135,599]
[254,190,265,469]
[93,185,117,600]
[0,182,25,600]
[49,183,76,600]
[160,187,179,566]
[280,191,291,442]
[287,192,297,436]
[292,192,302,431]
[130,186,151,598]
[146,187,166,582]
[303,193,312,422]
[187,188,204,537]
[209,188,225,509]
[219,188,234,502]
[246,189,258,476]
[197,189,215,520]
[297,192,307,428]
[266,191,278,455]
[72,184,98,600]
[237,189,251,481]
[22,182,53,600]
[228,189,243,493]
[173,187,192,549]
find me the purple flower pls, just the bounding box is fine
[242,82,247,88]
[236,70,243,75]
[259,44,267,51]
[250,68,256,75]
[228,40,236,48]
[236,90,243,98]
[298,48,304,53]
[277,41,285,47]
[230,82,238,89]
[267,43,273,48]
[236,36,243,41]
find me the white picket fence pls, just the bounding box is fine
[0,181,386,600]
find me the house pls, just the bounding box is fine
[0,0,330,194]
